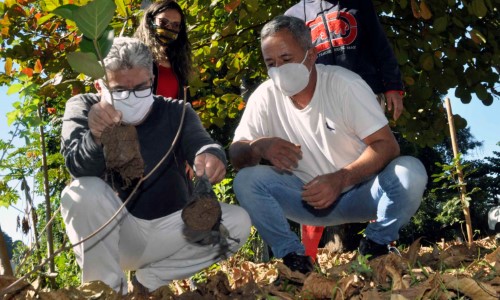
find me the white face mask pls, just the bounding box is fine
[100,80,154,125]
[268,50,311,97]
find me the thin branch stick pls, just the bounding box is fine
[1,89,189,297]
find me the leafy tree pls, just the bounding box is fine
[0,0,498,288]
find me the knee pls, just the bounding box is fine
[394,156,428,190]
[233,165,267,196]
[61,177,110,212]
[221,204,252,247]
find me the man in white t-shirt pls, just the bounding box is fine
[229,15,427,274]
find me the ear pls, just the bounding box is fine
[309,46,318,63]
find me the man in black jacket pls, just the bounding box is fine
[60,37,250,294]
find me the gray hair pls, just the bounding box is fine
[260,15,313,50]
[103,37,154,77]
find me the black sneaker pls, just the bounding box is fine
[358,237,391,260]
[282,252,314,274]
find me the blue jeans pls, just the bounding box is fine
[233,156,427,258]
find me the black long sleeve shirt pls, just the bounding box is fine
[61,94,226,220]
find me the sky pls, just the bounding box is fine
[1,86,499,242]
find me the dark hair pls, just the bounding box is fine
[134,0,192,85]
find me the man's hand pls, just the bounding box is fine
[88,100,122,145]
[251,137,302,171]
[384,91,404,121]
[302,171,347,209]
[194,153,226,184]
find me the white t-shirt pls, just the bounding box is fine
[233,64,388,186]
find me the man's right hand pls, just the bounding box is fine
[250,137,302,171]
[88,100,122,145]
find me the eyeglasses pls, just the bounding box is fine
[155,17,181,31]
[104,81,153,100]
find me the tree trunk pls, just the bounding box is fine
[0,225,14,276]
[38,104,56,286]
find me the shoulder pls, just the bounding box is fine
[248,79,276,103]
[151,96,194,116]
[316,64,363,83]
[67,93,99,105]
[284,2,302,16]
[64,93,99,114]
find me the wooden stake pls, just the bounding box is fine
[444,97,473,246]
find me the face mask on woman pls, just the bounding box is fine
[152,25,179,45]
[100,80,154,125]
[268,50,311,97]
[150,15,180,46]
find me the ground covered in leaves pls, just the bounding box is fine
[1,237,499,299]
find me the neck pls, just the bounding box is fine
[290,66,317,109]
[159,57,171,68]
[290,95,309,109]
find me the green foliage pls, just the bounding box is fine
[53,0,116,78]
[349,254,373,278]
[12,200,80,288]
[213,177,236,205]
[0,0,499,288]
[431,154,477,225]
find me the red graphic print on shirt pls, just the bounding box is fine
[307,11,358,54]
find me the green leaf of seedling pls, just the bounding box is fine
[79,27,114,58]
[67,52,105,79]
[52,4,79,21]
[73,0,116,40]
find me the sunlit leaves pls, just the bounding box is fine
[41,0,63,12]
[3,0,16,8]
[74,0,115,39]
[115,0,130,18]
[7,83,23,95]
[67,52,104,79]
[21,67,33,77]
[4,58,13,75]
[34,59,43,73]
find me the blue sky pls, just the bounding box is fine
[1,86,499,241]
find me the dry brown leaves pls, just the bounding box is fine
[1,237,499,299]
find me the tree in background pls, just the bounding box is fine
[0,0,498,289]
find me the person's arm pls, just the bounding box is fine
[229,137,302,171]
[363,0,404,119]
[60,95,121,178]
[302,125,399,209]
[176,101,227,183]
[228,140,262,171]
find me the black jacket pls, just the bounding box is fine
[61,94,225,219]
[286,0,404,94]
